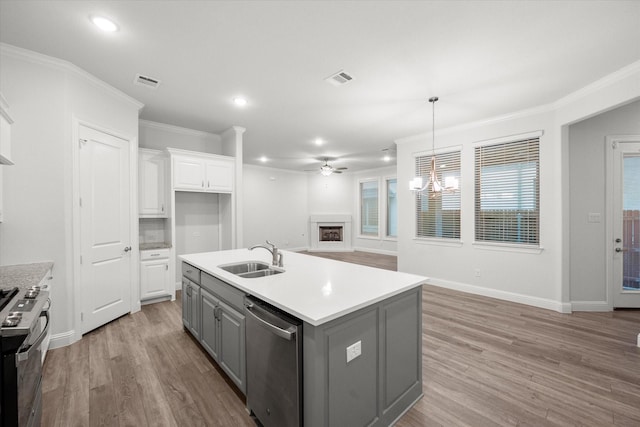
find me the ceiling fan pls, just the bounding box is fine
[306,158,348,176]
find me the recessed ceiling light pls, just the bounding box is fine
[315,138,323,146]
[91,16,118,32]
[383,155,391,162]
[233,97,248,107]
[259,156,268,163]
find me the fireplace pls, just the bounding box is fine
[319,226,343,242]
[309,214,352,252]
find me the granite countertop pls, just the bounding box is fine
[140,242,172,251]
[180,249,427,326]
[0,262,54,290]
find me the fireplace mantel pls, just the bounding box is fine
[309,214,353,252]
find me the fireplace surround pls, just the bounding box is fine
[309,214,352,251]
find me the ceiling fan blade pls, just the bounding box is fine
[333,170,343,174]
[335,167,348,170]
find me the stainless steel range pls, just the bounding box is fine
[0,285,50,427]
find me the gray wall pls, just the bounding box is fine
[568,100,640,303]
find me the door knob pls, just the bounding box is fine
[615,238,622,243]
[615,247,627,253]
[124,246,132,252]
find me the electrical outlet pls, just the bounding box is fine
[474,269,481,278]
[346,340,362,363]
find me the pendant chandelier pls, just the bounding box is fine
[409,96,457,198]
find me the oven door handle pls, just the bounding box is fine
[16,310,50,364]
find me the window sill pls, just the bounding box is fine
[413,238,463,248]
[472,242,544,254]
[357,234,380,241]
[383,237,398,242]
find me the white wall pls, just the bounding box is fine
[568,100,640,304]
[139,119,222,153]
[0,44,141,342]
[174,191,220,282]
[396,62,640,313]
[397,110,560,309]
[242,164,309,250]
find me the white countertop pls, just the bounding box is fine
[180,249,427,326]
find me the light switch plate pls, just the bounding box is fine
[346,340,362,363]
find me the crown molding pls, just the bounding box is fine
[553,59,640,109]
[0,42,144,110]
[139,119,220,139]
[395,103,554,145]
[396,60,640,146]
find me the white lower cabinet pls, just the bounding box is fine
[140,249,172,301]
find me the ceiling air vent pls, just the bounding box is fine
[325,70,354,86]
[134,74,161,89]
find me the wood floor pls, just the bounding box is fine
[42,251,640,426]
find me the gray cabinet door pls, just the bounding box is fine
[219,300,246,393]
[188,282,201,340]
[181,278,191,329]
[200,288,220,360]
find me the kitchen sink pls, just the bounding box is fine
[238,269,283,278]
[218,261,283,278]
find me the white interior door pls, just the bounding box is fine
[79,124,132,334]
[610,137,640,308]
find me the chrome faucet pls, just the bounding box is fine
[249,240,284,267]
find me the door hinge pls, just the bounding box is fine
[165,264,168,271]
[80,312,84,321]
[80,255,83,264]
[79,197,83,207]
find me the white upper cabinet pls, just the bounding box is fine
[173,156,206,190]
[139,148,168,217]
[169,149,234,193]
[205,159,234,192]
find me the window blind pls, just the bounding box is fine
[474,137,539,244]
[415,150,461,239]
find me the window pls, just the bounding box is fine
[386,178,397,238]
[360,180,379,236]
[415,151,461,239]
[475,137,539,245]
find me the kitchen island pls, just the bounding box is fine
[180,249,426,427]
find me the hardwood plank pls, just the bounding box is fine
[41,251,640,427]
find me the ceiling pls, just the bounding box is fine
[1,1,639,172]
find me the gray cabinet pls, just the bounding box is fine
[302,287,423,427]
[181,262,246,395]
[200,272,246,393]
[182,262,202,340]
[181,278,200,340]
[200,288,220,359]
[217,299,245,391]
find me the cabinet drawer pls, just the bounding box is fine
[202,272,245,311]
[141,248,170,261]
[182,262,201,285]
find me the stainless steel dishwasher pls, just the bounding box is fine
[245,296,303,427]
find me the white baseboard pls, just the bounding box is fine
[49,329,79,350]
[637,333,640,348]
[428,278,572,313]
[352,246,397,256]
[570,301,611,311]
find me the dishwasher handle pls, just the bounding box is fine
[245,301,296,341]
